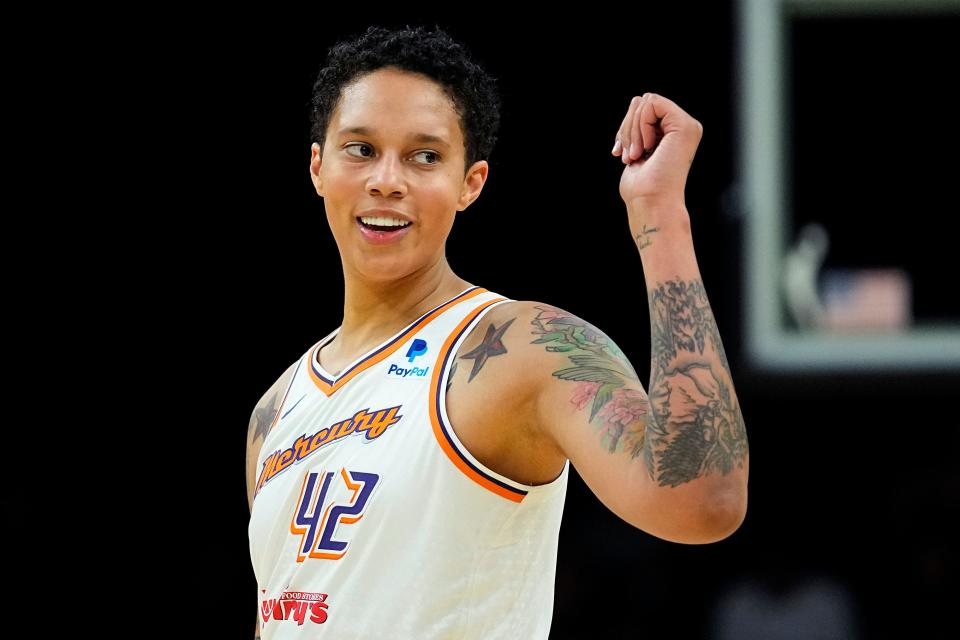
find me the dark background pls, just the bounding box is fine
[14,3,957,638]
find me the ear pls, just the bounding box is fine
[456,159,489,212]
[310,142,324,196]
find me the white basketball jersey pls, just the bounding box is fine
[248,286,570,639]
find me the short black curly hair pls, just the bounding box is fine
[308,24,501,177]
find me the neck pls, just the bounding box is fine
[334,257,472,355]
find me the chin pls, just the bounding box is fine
[351,256,419,282]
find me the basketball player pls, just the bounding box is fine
[246,25,749,639]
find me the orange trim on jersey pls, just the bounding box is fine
[339,467,364,524]
[307,287,490,397]
[428,297,529,503]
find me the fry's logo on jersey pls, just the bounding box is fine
[292,467,381,561]
[255,406,401,496]
[260,589,330,627]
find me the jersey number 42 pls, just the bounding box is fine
[291,468,380,561]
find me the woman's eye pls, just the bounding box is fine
[344,144,438,165]
[413,151,440,165]
[344,143,374,157]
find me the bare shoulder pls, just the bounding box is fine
[413,299,637,487]
[245,359,299,511]
[448,298,638,454]
[449,299,543,389]
[247,360,299,445]
[443,300,569,484]
[460,299,643,447]
[461,299,638,391]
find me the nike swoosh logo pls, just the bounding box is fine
[281,394,306,420]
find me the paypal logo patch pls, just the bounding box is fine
[387,339,429,379]
[405,339,428,362]
[387,363,429,378]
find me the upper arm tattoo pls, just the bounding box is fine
[247,383,285,511]
[249,362,299,446]
[528,292,747,489]
[249,392,281,445]
[530,305,650,459]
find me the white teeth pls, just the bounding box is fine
[359,216,411,227]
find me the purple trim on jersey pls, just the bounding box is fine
[434,308,529,499]
[311,286,482,383]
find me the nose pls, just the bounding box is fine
[366,151,407,197]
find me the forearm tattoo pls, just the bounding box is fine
[634,224,659,252]
[646,279,747,487]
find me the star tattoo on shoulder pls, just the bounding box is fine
[459,318,516,382]
[252,393,280,442]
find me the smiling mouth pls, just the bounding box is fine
[358,219,412,232]
[355,217,414,242]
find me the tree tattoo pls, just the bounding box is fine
[646,279,747,487]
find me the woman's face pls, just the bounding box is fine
[310,67,488,283]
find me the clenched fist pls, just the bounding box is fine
[612,93,703,215]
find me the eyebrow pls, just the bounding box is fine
[337,126,450,148]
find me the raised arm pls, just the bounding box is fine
[518,94,747,544]
[617,96,747,493]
